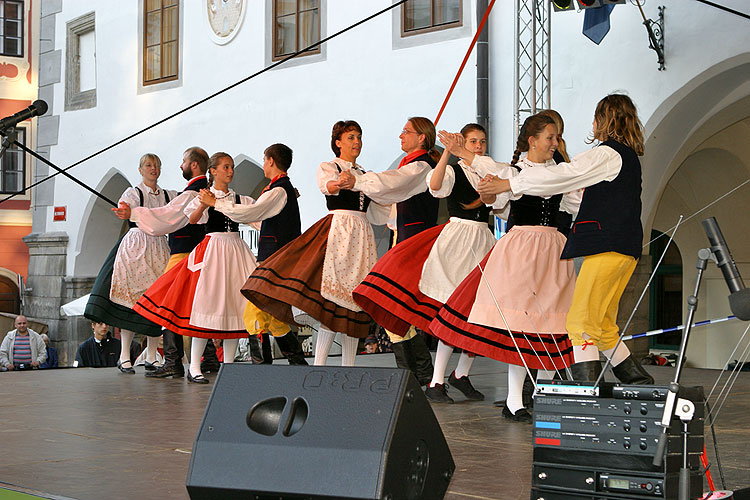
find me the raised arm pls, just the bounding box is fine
[213,188,286,224]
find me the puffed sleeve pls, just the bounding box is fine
[184,195,209,224]
[317,161,341,196]
[214,189,286,224]
[119,186,142,208]
[366,201,392,226]
[509,146,622,197]
[351,161,431,205]
[560,189,583,216]
[131,191,196,236]
[426,165,455,199]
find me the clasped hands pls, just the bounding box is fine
[337,170,356,190]
[197,189,216,207]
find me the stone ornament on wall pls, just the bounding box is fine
[0,57,30,83]
[206,0,246,45]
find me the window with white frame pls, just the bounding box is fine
[65,12,97,111]
[0,127,26,194]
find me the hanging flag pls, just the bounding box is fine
[582,4,616,45]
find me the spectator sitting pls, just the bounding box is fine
[362,335,380,354]
[75,322,121,368]
[0,315,47,371]
[40,333,58,369]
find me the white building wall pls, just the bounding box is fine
[43,0,479,277]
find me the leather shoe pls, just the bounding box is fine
[187,371,209,384]
[448,371,485,401]
[144,361,158,372]
[145,365,184,378]
[425,383,454,403]
[502,405,532,423]
[117,360,135,374]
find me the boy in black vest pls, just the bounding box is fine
[208,143,306,365]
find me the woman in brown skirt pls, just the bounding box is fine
[241,121,387,365]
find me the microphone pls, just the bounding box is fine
[702,217,750,320]
[0,100,48,131]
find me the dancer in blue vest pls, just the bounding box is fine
[208,143,307,365]
[353,123,496,402]
[242,120,429,366]
[345,117,441,383]
[479,93,654,385]
[135,152,258,383]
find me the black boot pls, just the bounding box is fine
[247,335,265,364]
[522,369,537,408]
[260,333,273,364]
[392,340,417,372]
[201,340,221,373]
[612,355,654,385]
[411,333,435,387]
[570,361,603,382]
[275,332,308,366]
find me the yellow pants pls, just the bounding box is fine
[566,252,637,351]
[165,252,189,271]
[243,302,291,337]
[387,326,418,344]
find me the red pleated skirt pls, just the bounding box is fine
[352,224,445,336]
[428,252,574,370]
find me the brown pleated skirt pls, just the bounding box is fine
[241,214,372,338]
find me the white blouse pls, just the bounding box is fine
[214,186,287,224]
[185,186,255,225]
[130,177,205,237]
[508,145,622,198]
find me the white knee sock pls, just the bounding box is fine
[223,339,239,363]
[340,335,359,367]
[573,344,600,363]
[454,352,474,379]
[506,364,527,414]
[536,369,555,380]
[430,341,454,387]
[189,338,208,377]
[146,336,159,364]
[602,342,630,367]
[119,329,135,365]
[314,326,336,366]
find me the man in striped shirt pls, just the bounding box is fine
[0,316,47,370]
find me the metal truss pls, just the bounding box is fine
[514,0,551,142]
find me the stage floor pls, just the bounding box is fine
[1,353,749,500]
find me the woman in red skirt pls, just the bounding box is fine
[429,113,580,421]
[352,124,497,403]
[134,153,257,383]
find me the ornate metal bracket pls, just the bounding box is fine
[643,5,665,70]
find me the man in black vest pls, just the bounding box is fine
[343,117,439,384]
[114,146,212,378]
[208,143,307,365]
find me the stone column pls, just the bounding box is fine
[22,232,71,364]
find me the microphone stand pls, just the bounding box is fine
[0,126,117,207]
[652,247,713,500]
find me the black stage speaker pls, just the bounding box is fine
[186,364,455,500]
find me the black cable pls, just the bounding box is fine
[695,0,750,21]
[10,136,117,206]
[0,0,408,206]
